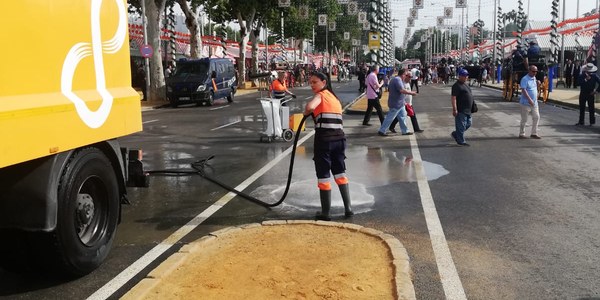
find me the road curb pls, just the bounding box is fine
[121,220,416,300]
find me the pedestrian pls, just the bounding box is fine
[377,68,416,136]
[382,71,390,92]
[564,60,574,88]
[575,62,599,126]
[357,67,366,93]
[362,65,385,126]
[410,66,420,93]
[481,65,488,84]
[389,71,424,133]
[450,68,474,146]
[270,71,296,106]
[573,61,582,88]
[303,71,353,221]
[518,65,542,139]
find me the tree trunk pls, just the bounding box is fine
[298,38,305,62]
[176,0,202,58]
[250,29,260,86]
[236,9,255,88]
[145,0,166,104]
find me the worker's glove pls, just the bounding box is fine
[292,94,297,99]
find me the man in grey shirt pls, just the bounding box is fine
[378,69,417,136]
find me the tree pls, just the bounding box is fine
[210,0,273,88]
[176,0,203,58]
[128,0,169,103]
[499,10,528,38]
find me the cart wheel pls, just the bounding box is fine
[282,129,294,142]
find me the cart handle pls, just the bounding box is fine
[280,95,296,105]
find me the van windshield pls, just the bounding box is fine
[172,62,209,78]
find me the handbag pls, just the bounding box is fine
[471,100,478,113]
[405,103,415,117]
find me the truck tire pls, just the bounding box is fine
[51,147,120,276]
[0,148,120,277]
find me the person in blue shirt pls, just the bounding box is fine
[377,69,416,136]
[527,40,541,62]
[576,63,600,126]
[519,65,541,139]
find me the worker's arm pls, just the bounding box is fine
[304,93,322,116]
[285,88,296,97]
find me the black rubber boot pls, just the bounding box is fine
[338,184,354,217]
[316,189,331,221]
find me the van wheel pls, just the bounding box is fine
[207,92,214,106]
[227,89,234,103]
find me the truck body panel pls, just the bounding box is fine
[0,0,142,168]
[0,1,146,276]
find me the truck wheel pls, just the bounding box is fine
[52,148,120,276]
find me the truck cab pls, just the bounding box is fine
[0,0,147,276]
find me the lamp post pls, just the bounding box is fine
[141,0,150,98]
[493,0,497,80]
[560,0,566,83]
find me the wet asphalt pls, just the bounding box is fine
[1,79,600,299]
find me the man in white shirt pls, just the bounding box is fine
[410,66,420,93]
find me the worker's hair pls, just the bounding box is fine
[311,71,338,98]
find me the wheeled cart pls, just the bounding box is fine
[259,97,294,143]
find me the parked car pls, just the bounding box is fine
[166,58,237,107]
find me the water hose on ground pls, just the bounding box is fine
[147,114,310,208]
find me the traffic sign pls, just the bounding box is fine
[368,31,380,50]
[140,44,153,58]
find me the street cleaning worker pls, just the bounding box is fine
[303,71,353,221]
[270,71,296,105]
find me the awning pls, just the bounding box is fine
[534,34,584,51]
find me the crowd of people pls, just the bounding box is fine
[356,64,479,146]
[290,56,600,219]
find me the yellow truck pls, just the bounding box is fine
[0,0,147,276]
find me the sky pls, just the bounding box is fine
[392,0,600,46]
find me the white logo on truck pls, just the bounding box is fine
[61,0,127,128]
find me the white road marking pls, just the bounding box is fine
[209,105,230,111]
[304,96,312,100]
[210,120,240,131]
[408,135,467,300]
[142,119,159,124]
[87,130,316,300]
[477,101,490,109]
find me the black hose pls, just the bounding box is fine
[147,114,311,209]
